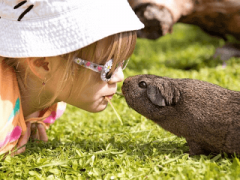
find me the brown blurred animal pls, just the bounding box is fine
[122,74,240,156]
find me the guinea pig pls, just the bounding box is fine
[122,74,240,156]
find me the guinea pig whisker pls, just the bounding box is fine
[116,92,123,96]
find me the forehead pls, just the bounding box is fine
[96,37,112,49]
[94,37,113,60]
[79,32,136,67]
[79,36,113,63]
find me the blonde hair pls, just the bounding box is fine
[2,30,137,108]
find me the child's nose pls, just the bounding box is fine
[108,67,124,84]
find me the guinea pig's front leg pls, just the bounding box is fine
[187,140,210,156]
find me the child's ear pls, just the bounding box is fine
[27,57,50,79]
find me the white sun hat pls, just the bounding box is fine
[0,0,144,58]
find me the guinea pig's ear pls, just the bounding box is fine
[147,85,166,107]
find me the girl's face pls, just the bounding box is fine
[56,37,125,112]
[66,66,124,112]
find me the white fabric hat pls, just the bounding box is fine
[0,0,144,58]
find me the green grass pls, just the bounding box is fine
[2,23,240,179]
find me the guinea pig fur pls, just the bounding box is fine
[122,74,240,156]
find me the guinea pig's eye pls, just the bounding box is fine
[138,81,147,89]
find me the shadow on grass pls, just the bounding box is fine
[23,137,240,161]
[24,137,188,160]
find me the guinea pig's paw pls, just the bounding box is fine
[187,140,210,156]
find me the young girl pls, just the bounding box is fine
[0,0,144,155]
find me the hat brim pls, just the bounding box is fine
[0,0,144,58]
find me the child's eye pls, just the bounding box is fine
[116,59,129,70]
[116,62,123,68]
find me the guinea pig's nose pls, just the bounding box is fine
[121,79,130,95]
[122,78,130,87]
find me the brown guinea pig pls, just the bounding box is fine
[122,74,240,156]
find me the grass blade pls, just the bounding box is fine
[105,97,123,125]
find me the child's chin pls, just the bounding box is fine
[87,104,108,113]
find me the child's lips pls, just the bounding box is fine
[105,94,114,100]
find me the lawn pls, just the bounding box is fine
[2,24,240,179]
